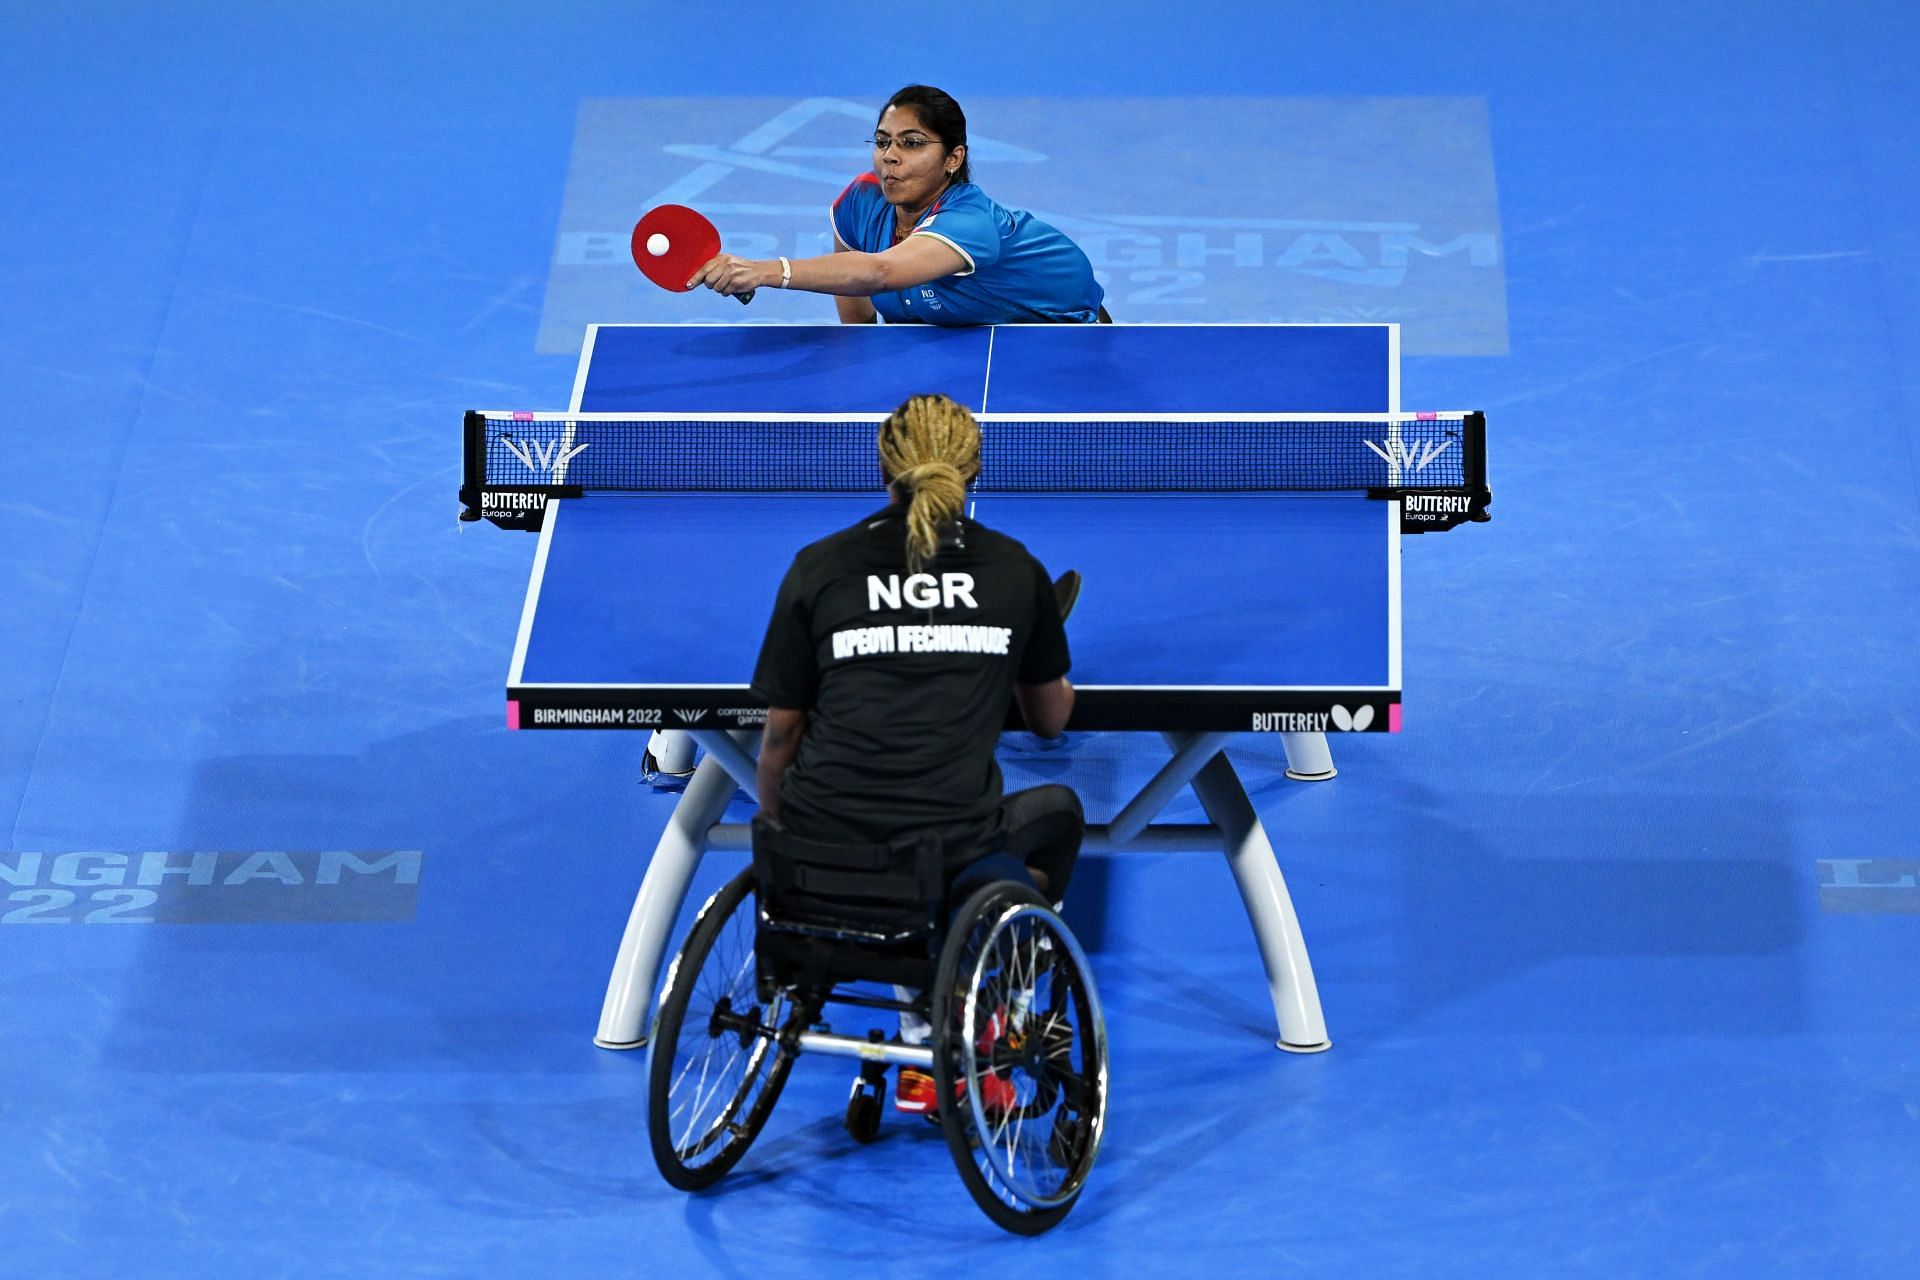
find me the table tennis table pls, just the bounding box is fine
[461,322,1488,1054]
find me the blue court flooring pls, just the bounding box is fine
[4,2,1919,1276]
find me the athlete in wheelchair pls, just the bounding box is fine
[644,394,1108,1234]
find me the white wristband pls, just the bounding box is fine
[777,256,792,288]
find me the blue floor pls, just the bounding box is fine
[4,2,1919,1276]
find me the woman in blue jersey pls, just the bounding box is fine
[650,87,1102,782]
[688,85,1107,325]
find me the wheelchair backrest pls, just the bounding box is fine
[750,814,945,947]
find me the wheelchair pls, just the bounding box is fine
[645,814,1108,1235]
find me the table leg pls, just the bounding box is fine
[1180,741,1331,1052]
[593,737,749,1049]
[1280,731,1336,781]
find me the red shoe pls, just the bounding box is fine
[895,1066,937,1115]
[895,1064,1018,1118]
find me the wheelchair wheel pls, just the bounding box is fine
[932,882,1108,1235]
[647,868,797,1190]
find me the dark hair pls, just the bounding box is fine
[879,85,971,185]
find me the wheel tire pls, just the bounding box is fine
[646,868,796,1190]
[932,881,1104,1236]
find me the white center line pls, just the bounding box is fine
[980,326,997,414]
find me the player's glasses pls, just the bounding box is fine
[870,134,940,153]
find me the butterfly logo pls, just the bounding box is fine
[1329,704,1375,732]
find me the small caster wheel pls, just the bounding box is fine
[845,1079,884,1144]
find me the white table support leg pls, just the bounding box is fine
[1178,737,1331,1053]
[1280,731,1336,781]
[593,730,754,1049]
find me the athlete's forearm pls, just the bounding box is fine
[753,234,965,298]
[1015,678,1075,739]
[756,707,808,815]
[695,234,963,300]
[754,251,891,297]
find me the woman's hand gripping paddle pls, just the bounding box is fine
[631,205,752,304]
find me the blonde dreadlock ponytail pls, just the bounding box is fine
[878,394,981,573]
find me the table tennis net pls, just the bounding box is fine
[464,412,1485,495]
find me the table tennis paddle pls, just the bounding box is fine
[1054,570,1082,622]
[631,204,752,305]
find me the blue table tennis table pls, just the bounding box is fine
[462,322,1488,1054]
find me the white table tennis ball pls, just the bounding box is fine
[646,233,669,256]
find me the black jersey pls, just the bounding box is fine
[750,501,1071,861]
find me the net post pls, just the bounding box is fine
[459,410,487,521]
[1465,411,1492,521]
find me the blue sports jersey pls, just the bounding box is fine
[830,176,1104,325]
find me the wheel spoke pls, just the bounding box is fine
[669,984,789,1162]
[676,1036,741,1151]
